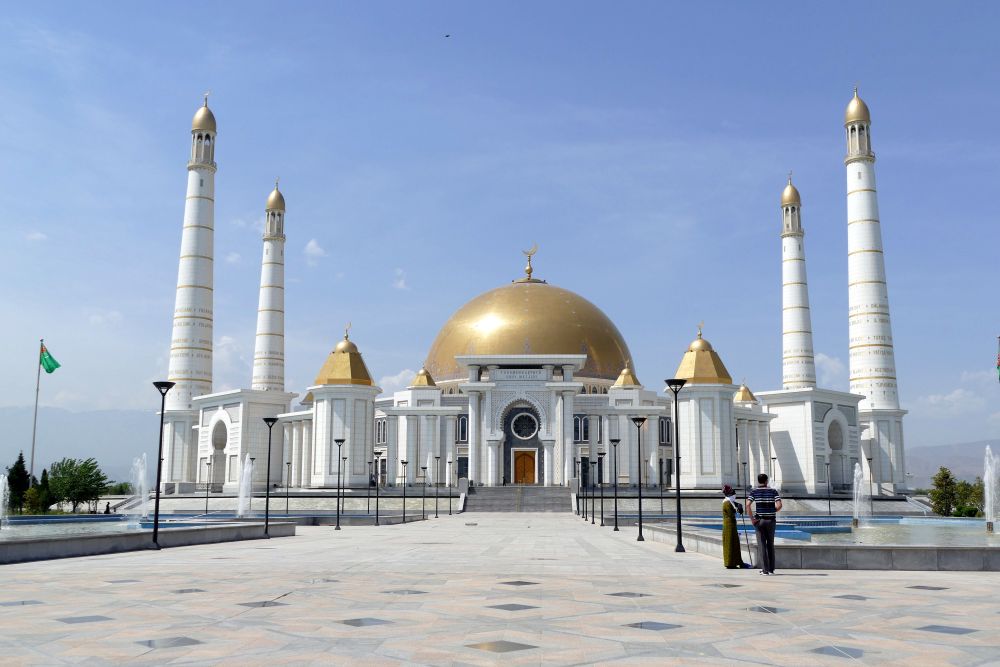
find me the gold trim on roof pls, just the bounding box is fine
[612,364,641,388]
[733,383,757,403]
[673,329,733,385]
[314,332,374,386]
[410,367,437,387]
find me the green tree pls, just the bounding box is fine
[23,486,45,514]
[48,458,109,513]
[953,477,985,517]
[37,469,51,512]
[5,452,30,513]
[929,467,958,517]
[104,481,133,495]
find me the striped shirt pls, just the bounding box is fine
[748,486,781,517]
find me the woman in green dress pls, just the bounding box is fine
[722,484,749,569]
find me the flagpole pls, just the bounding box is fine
[29,338,43,487]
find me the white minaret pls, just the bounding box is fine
[166,96,217,410]
[780,175,817,389]
[251,182,287,391]
[844,88,906,492]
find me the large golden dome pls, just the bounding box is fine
[424,279,633,382]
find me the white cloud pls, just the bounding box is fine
[392,268,409,290]
[915,388,986,418]
[378,368,416,395]
[26,231,48,242]
[231,215,266,232]
[815,353,847,390]
[304,239,327,267]
[214,335,251,391]
[87,309,123,326]
[225,252,241,264]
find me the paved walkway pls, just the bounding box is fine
[2,514,998,665]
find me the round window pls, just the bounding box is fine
[512,412,538,440]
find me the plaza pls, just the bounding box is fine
[3,515,997,665]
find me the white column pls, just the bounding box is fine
[467,392,480,485]
[405,416,418,484]
[487,440,499,486]
[386,415,399,486]
[291,422,302,487]
[444,416,456,485]
[301,423,312,488]
[251,186,286,391]
[543,442,554,486]
[781,179,817,389]
[561,389,575,483]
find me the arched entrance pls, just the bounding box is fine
[503,404,543,485]
[210,421,227,487]
[828,420,846,488]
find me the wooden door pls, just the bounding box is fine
[514,451,535,484]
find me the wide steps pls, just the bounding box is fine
[465,486,571,513]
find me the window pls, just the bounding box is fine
[457,415,468,443]
[658,417,671,445]
[573,415,590,443]
[512,412,539,440]
[374,418,387,445]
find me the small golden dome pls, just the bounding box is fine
[410,367,437,388]
[192,97,217,133]
[844,88,871,125]
[733,383,757,403]
[266,181,285,211]
[315,333,372,386]
[781,177,801,206]
[674,329,733,385]
[612,364,641,388]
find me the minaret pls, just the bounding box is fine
[166,95,217,410]
[780,175,817,389]
[844,88,906,492]
[251,181,287,391]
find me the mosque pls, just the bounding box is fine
[158,90,907,501]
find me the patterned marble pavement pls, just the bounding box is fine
[1,513,998,665]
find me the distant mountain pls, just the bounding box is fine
[905,440,999,489]
[0,406,158,483]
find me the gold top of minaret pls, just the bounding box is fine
[192,93,217,133]
[266,179,286,211]
[780,172,801,206]
[844,87,871,125]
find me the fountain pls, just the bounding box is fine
[125,453,149,529]
[236,454,253,518]
[986,446,998,534]
[0,475,8,531]
[852,462,870,528]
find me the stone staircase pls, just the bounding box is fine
[465,486,572,513]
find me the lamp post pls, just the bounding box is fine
[447,458,453,515]
[742,462,749,496]
[825,460,832,516]
[611,439,620,531]
[866,456,875,516]
[367,460,373,514]
[151,381,175,548]
[203,461,212,515]
[666,378,687,553]
[334,439,344,531]
[576,458,583,518]
[421,466,428,520]
[632,416,647,542]
[401,460,408,523]
[262,417,277,537]
[434,456,440,518]
[597,452,605,527]
[249,458,255,514]
[285,462,291,515]
[771,456,777,484]
[590,461,597,526]
[374,452,381,526]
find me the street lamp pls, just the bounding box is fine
[597,451,605,527]
[421,466,428,520]
[447,458,453,515]
[825,460,832,516]
[204,461,212,516]
[666,378,687,553]
[610,439,620,531]
[866,456,875,516]
[249,458,255,514]
[575,458,583,518]
[285,462,291,515]
[632,416,647,542]
[590,461,597,526]
[771,456,777,484]
[434,455,440,518]
[401,460,408,523]
[151,381,175,548]
[334,439,345,531]
[367,460,373,514]
[262,417,278,537]
[374,452,381,526]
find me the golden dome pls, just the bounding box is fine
[844,88,871,125]
[733,383,757,403]
[192,97,217,133]
[410,367,437,388]
[612,364,641,388]
[781,177,801,206]
[266,181,285,211]
[424,279,633,382]
[314,334,373,386]
[674,330,733,385]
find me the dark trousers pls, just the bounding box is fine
[755,517,777,572]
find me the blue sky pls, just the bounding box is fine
[1,1,998,470]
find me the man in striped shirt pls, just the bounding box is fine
[747,473,782,575]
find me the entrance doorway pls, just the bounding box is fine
[514,450,536,484]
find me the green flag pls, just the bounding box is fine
[40,343,60,374]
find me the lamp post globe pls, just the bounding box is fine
[262,417,278,536]
[151,381,175,548]
[631,416,647,542]
[666,378,687,553]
